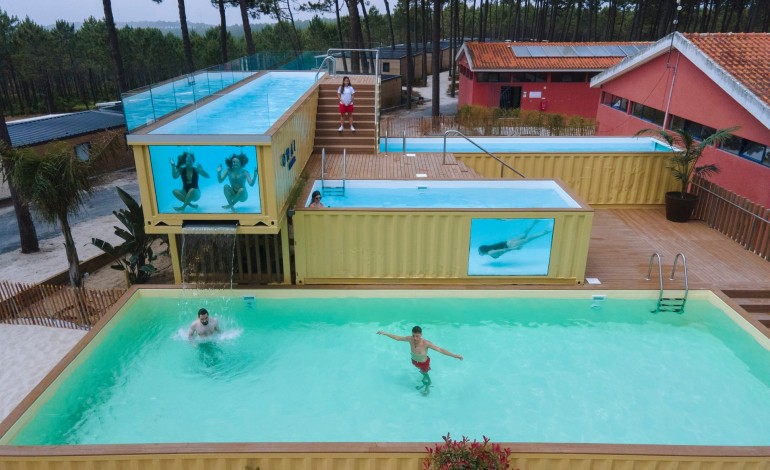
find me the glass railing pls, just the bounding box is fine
[122,51,326,132]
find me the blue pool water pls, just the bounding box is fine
[150,72,317,135]
[5,290,770,446]
[380,137,674,153]
[122,71,255,131]
[308,180,581,209]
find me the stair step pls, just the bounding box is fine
[722,289,770,298]
[741,304,770,314]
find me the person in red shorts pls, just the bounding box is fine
[337,76,355,132]
[377,325,463,395]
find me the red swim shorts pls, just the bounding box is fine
[339,103,354,114]
[412,357,431,373]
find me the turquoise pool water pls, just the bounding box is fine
[6,290,770,446]
[150,72,317,135]
[122,71,255,131]
[308,180,580,208]
[379,137,674,153]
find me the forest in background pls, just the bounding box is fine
[1,0,769,117]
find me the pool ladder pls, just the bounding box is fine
[320,147,346,196]
[645,252,689,313]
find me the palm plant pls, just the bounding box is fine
[2,143,94,287]
[636,126,738,198]
[92,188,167,286]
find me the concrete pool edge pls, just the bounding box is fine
[2,286,770,468]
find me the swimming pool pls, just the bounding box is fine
[380,136,674,153]
[2,289,770,448]
[149,72,317,135]
[122,71,255,131]
[307,180,581,209]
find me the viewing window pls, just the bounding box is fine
[630,103,665,126]
[601,93,628,112]
[512,72,547,83]
[668,116,715,141]
[551,72,586,83]
[382,62,390,72]
[721,136,769,165]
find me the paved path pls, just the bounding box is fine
[0,171,140,255]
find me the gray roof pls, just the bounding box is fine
[8,110,126,148]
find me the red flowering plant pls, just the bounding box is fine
[424,433,513,470]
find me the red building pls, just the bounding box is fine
[591,32,770,207]
[455,41,650,118]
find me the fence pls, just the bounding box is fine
[380,116,598,138]
[0,281,126,330]
[691,176,770,260]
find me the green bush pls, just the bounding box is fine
[424,434,512,470]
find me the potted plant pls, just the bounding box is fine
[636,126,737,222]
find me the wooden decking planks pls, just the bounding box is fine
[319,75,377,86]
[586,208,770,290]
[305,152,482,180]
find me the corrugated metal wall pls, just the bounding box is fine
[294,210,593,284]
[3,453,769,469]
[455,152,678,205]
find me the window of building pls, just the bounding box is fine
[512,72,546,83]
[668,116,715,141]
[476,72,488,82]
[630,102,665,126]
[551,72,586,83]
[601,92,628,112]
[721,135,769,164]
[382,62,390,72]
[74,142,91,161]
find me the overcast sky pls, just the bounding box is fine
[2,0,356,26]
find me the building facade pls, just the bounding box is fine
[456,41,650,118]
[591,32,770,207]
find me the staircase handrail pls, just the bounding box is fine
[315,55,336,81]
[441,129,525,178]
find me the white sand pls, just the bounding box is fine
[0,324,86,423]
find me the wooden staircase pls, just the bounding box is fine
[722,289,770,329]
[313,78,377,154]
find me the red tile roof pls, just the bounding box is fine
[462,41,651,71]
[684,33,770,107]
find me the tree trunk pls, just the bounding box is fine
[359,0,375,72]
[469,0,476,40]
[405,0,414,109]
[177,0,195,73]
[346,0,363,73]
[102,0,127,94]
[0,99,39,253]
[218,0,228,63]
[59,212,82,287]
[432,0,441,116]
[383,0,396,48]
[335,0,348,72]
[421,0,428,86]
[239,0,256,56]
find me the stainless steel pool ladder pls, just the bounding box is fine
[645,252,689,313]
[441,130,525,178]
[320,147,346,196]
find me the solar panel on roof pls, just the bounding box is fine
[511,46,532,57]
[603,45,625,56]
[572,45,594,56]
[556,46,577,57]
[527,46,549,57]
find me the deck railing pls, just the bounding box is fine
[0,281,125,330]
[691,176,770,260]
[381,115,597,137]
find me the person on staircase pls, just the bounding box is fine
[337,76,355,133]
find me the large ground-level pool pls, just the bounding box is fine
[2,288,769,469]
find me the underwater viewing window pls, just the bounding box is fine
[149,145,262,214]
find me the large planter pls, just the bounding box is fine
[665,191,698,222]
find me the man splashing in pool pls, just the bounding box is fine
[188,308,220,339]
[377,326,462,395]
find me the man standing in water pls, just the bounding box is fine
[377,326,462,394]
[189,308,220,339]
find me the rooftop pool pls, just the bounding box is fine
[3,289,770,446]
[380,136,674,153]
[308,179,581,209]
[150,71,317,135]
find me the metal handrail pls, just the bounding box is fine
[342,148,347,195]
[321,147,326,189]
[670,252,689,299]
[315,55,336,81]
[402,130,406,158]
[325,48,381,78]
[384,129,388,154]
[691,180,770,224]
[441,130,525,178]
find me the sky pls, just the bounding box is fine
[1,0,362,26]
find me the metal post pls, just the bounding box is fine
[402,130,406,158]
[384,129,388,154]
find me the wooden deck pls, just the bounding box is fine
[303,152,770,291]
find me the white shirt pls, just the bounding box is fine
[338,85,355,106]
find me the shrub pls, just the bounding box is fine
[424,434,512,470]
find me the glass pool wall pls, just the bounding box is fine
[123,51,323,131]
